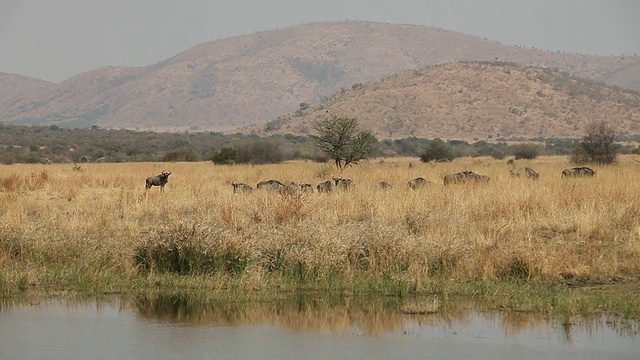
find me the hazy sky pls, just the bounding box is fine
[1,0,638,83]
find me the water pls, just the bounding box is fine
[0,294,638,360]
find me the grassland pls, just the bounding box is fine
[1,156,639,317]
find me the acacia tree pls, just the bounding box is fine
[311,114,377,170]
[579,121,618,164]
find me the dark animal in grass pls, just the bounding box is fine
[285,182,314,194]
[443,170,490,185]
[562,167,596,178]
[145,171,171,192]
[332,176,353,189]
[231,182,253,193]
[408,177,428,190]
[317,180,333,193]
[377,181,393,190]
[256,179,286,191]
[510,167,539,179]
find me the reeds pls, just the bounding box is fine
[1,158,639,300]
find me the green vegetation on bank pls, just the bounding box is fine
[2,124,640,165]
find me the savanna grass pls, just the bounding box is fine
[1,158,640,316]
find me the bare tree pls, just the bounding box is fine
[580,121,618,164]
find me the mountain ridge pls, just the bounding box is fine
[1,21,639,135]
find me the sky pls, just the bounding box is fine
[1,0,639,83]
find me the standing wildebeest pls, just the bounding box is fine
[317,180,333,193]
[284,182,314,194]
[408,177,428,190]
[231,182,253,193]
[562,167,596,178]
[510,167,539,179]
[332,176,353,190]
[377,181,393,190]
[145,171,171,192]
[256,179,286,191]
[443,170,490,185]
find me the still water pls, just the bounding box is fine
[0,294,638,360]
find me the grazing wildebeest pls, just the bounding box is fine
[231,182,253,193]
[510,167,539,179]
[256,179,286,191]
[300,183,314,192]
[377,181,393,190]
[332,176,353,189]
[284,182,313,194]
[562,167,596,178]
[317,180,333,193]
[145,171,171,192]
[443,170,489,185]
[408,177,428,190]
[443,171,466,185]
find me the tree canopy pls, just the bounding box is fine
[579,121,618,164]
[311,114,377,170]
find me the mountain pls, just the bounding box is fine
[1,21,639,133]
[244,62,640,141]
[0,72,52,101]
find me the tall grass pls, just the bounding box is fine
[1,158,639,301]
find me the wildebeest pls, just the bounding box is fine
[377,181,393,190]
[509,167,539,179]
[332,176,353,189]
[408,177,428,190]
[231,182,253,193]
[145,171,171,192]
[256,179,286,191]
[317,180,333,193]
[300,183,314,192]
[562,167,596,178]
[285,182,314,194]
[443,170,490,185]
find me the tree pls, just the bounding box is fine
[311,114,377,170]
[211,147,240,164]
[512,143,541,160]
[420,139,453,162]
[579,121,618,164]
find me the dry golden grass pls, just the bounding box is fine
[1,157,640,296]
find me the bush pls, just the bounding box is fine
[420,140,453,162]
[238,140,284,164]
[211,147,240,165]
[512,143,541,159]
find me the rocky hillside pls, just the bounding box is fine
[0,72,51,101]
[245,62,640,141]
[1,21,639,133]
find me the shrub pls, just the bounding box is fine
[512,143,541,160]
[420,140,453,162]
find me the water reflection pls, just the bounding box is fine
[0,293,638,360]
[131,292,639,340]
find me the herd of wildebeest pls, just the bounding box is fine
[144,166,596,193]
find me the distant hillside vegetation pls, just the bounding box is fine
[245,62,640,141]
[0,72,52,101]
[1,21,639,133]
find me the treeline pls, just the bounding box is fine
[0,124,638,165]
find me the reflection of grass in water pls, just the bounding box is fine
[1,158,640,320]
[129,291,640,338]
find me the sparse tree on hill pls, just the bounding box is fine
[311,114,377,170]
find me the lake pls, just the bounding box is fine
[0,294,638,359]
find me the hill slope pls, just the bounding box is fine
[0,72,52,102]
[1,21,639,132]
[245,62,640,141]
